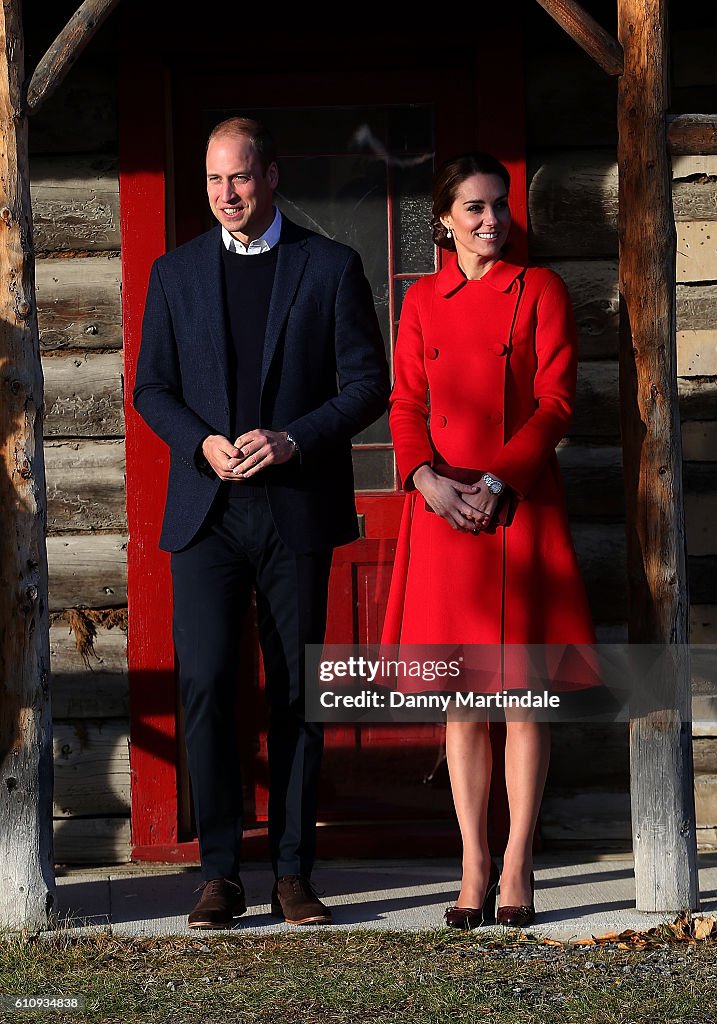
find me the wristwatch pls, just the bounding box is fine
[482,473,504,495]
[285,431,301,460]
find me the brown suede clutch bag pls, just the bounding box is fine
[423,464,517,532]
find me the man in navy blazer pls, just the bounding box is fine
[134,116,389,928]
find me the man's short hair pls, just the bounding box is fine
[206,117,277,173]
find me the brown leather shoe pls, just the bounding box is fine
[188,877,246,929]
[271,875,333,925]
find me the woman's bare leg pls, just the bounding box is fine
[499,718,550,907]
[445,718,493,907]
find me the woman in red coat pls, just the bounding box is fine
[382,152,597,928]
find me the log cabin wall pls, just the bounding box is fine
[27,4,715,864]
[527,3,717,850]
[26,9,130,864]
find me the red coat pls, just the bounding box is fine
[382,256,596,681]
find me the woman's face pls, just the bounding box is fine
[441,172,511,261]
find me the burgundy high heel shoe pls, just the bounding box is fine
[496,871,535,927]
[444,861,500,929]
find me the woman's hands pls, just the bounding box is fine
[413,465,501,533]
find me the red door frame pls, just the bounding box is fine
[120,34,527,862]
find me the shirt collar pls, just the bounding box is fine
[436,253,524,296]
[222,207,282,255]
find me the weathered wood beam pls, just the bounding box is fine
[534,0,624,76]
[0,1,56,932]
[668,115,717,156]
[26,0,122,115]
[617,0,699,912]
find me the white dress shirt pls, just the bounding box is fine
[221,207,282,254]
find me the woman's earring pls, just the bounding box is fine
[445,226,452,239]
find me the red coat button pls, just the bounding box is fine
[426,347,439,360]
[433,415,447,428]
[493,343,508,356]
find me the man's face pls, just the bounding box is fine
[206,134,278,242]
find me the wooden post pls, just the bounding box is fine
[617,0,699,911]
[26,0,123,114]
[0,0,55,931]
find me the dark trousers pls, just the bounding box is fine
[170,489,332,880]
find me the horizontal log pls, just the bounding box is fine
[697,826,717,851]
[548,723,628,787]
[677,222,717,282]
[682,422,717,461]
[45,440,127,533]
[668,115,717,157]
[545,260,618,360]
[557,445,624,519]
[540,265,714,360]
[672,180,717,221]
[571,361,619,440]
[36,255,122,350]
[679,377,717,422]
[43,351,124,437]
[690,605,717,644]
[683,462,717,494]
[695,775,717,827]
[47,534,128,611]
[528,151,617,259]
[52,674,128,720]
[672,155,717,179]
[529,152,717,259]
[53,719,130,817]
[541,791,631,846]
[29,62,116,156]
[571,523,626,622]
[30,155,120,253]
[50,622,128,718]
[694,740,717,772]
[677,283,717,332]
[53,816,131,865]
[690,556,717,605]
[685,491,717,558]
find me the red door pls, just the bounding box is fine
[122,44,527,861]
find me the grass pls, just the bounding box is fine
[1,928,716,1024]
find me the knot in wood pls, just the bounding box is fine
[5,777,17,792]
[17,299,31,319]
[10,379,23,395]
[650,384,660,402]
[85,324,99,335]
[0,207,12,226]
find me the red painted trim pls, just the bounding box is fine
[131,823,461,864]
[119,48,179,851]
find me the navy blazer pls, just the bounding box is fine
[133,217,390,553]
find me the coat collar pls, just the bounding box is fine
[436,254,525,296]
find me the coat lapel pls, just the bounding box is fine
[193,227,231,397]
[261,221,309,391]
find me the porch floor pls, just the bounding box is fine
[53,854,717,942]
